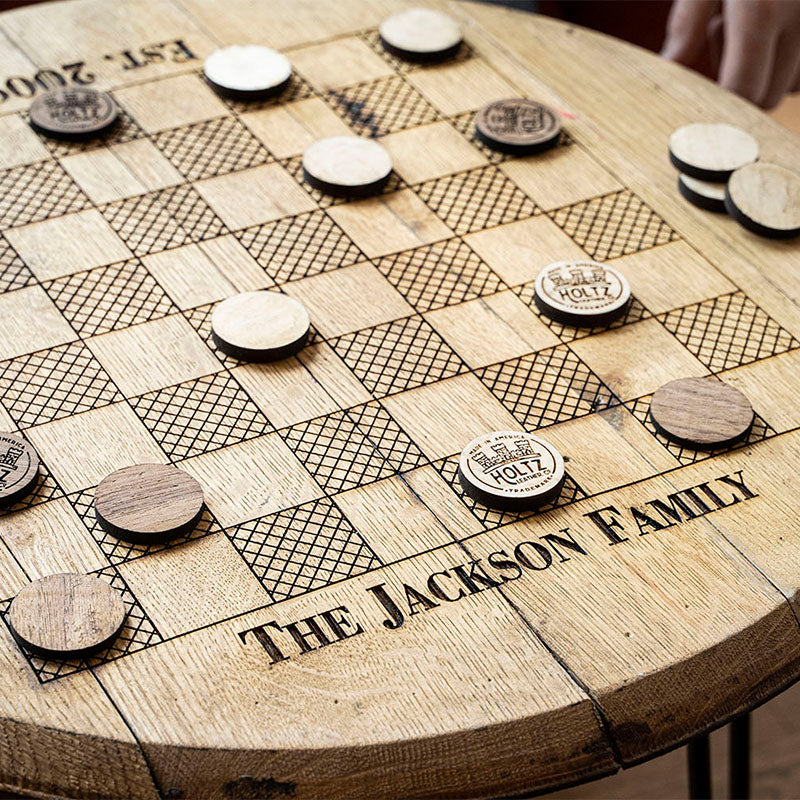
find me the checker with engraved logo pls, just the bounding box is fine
[475,98,562,155]
[534,260,631,327]
[29,88,118,139]
[458,430,565,510]
[0,432,39,507]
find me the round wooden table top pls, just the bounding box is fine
[0,2,799,799]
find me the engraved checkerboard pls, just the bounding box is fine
[1,2,800,799]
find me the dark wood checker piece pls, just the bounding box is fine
[0,1,798,799]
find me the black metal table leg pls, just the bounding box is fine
[688,733,712,799]
[730,713,751,800]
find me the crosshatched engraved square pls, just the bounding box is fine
[375,238,504,313]
[345,401,426,472]
[236,209,364,284]
[626,395,776,466]
[101,190,189,255]
[0,234,34,293]
[0,341,120,428]
[434,454,586,529]
[159,183,228,242]
[414,165,539,236]
[0,160,89,230]
[229,497,381,601]
[43,258,175,337]
[222,74,316,114]
[280,154,406,209]
[325,75,440,137]
[658,291,799,372]
[153,116,271,182]
[0,565,162,683]
[331,315,467,398]
[68,486,222,565]
[42,109,145,158]
[131,372,271,461]
[514,283,651,343]
[548,190,678,261]
[476,345,618,431]
[280,409,395,493]
[0,451,61,517]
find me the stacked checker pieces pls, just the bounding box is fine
[670,121,800,238]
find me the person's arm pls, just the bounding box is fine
[662,0,800,109]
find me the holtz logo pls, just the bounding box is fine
[470,437,545,487]
[486,101,550,135]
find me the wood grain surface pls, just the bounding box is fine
[0,2,798,799]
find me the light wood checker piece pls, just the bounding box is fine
[0,2,799,800]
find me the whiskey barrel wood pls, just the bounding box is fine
[0,1,799,799]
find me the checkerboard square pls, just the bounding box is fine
[111,139,184,192]
[87,314,221,397]
[336,476,455,561]
[611,241,735,315]
[381,373,519,460]
[570,318,708,400]
[236,209,364,284]
[27,402,167,493]
[153,116,271,182]
[179,433,323,526]
[114,73,228,133]
[44,258,176,337]
[464,216,588,287]
[0,285,76,361]
[328,190,452,258]
[426,291,559,368]
[500,147,623,211]
[381,121,487,184]
[229,496,380,601]
[6,209,132,281]
[291,37,395,90]
[374,238,504,313]
[0,160,89,229]
[195,163,316,230]
[131,371,270,460]
[0,114,50,170]
[0,234,35,293]
[331,315,466,398]
[0,341,119,428]
[2,497,106,579]
[476,344,618,430]
[241,98,352,159]
[142,244,236,310]
[407,59,518,115]
[119,534,269,637]
[60,148,147,204]
[283,262,412,337]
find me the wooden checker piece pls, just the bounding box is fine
[475,98,562,155]
[650,377,755,449]
[458,430,565,510]
[677,173,727,213]
[379,8,463,62]
[668,122,758,181]
[7,573,126,658]
[95,463,205,543]
[302,136,392,197]
[534,260,631,326]
[203,45,292,100]
[724,162,800,239]
[0,432,39,507]
[211,291,310,361]
[29,88,118,139]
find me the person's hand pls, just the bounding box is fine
[662,0,800,109]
